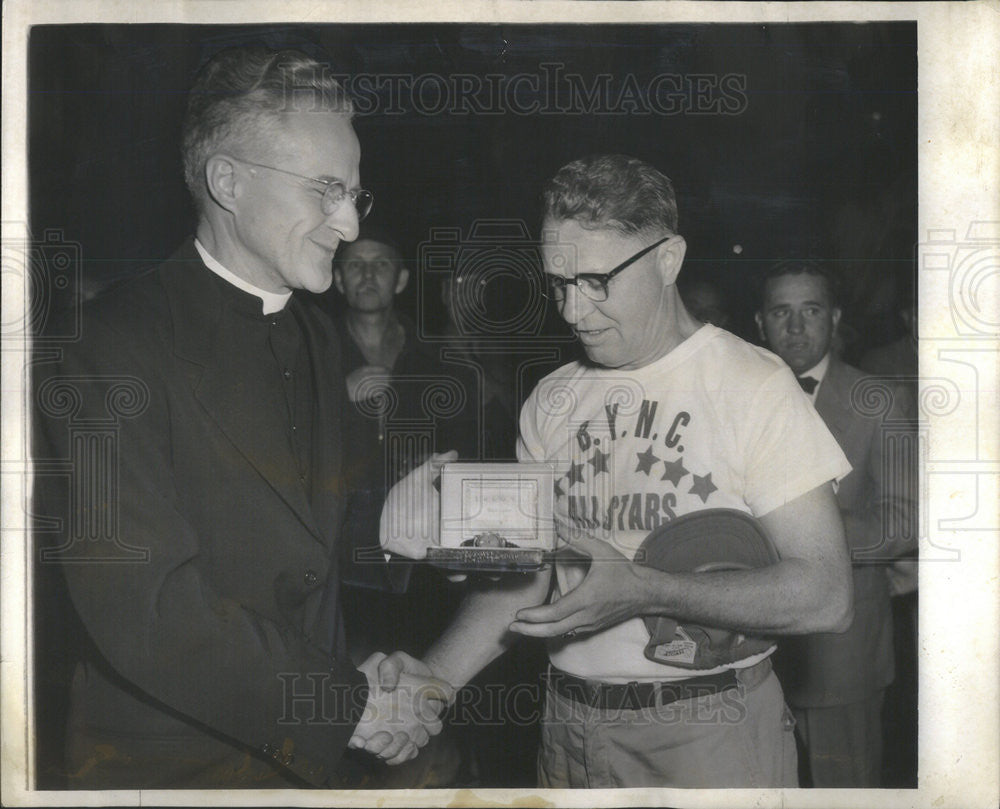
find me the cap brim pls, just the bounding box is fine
[636,508,780,572]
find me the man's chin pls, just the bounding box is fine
[779,350,819,375]
[301,270,334,295]
[788,357,819,374]
[581,345,620,368]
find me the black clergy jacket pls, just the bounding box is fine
[33,240,368,788]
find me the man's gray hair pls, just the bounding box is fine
[542,154,679,237]
[182,46,353,212]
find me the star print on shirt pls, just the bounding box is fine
[635,445,660,476]
[660,456,689,487]
[689,472,718,504]
[588,449,610,475]
[566,461,586,488]
[554,478,565,499]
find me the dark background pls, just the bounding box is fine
[28,22,918,789]
[29,22,917,351]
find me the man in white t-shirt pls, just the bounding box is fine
[376,154,854,788]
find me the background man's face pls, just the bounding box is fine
[541,218,672,370]
[757,272,841,374]
[682,280,730,329]
[335,239,407,312]
[232,111,361,294]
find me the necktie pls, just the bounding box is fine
[797,375,819,395]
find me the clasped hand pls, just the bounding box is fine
[348,652,454,765]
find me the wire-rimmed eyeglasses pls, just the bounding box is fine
[544,234,672,303]
[234,158,374,220]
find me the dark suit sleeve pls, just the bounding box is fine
[842,382,919,563]
[34,314,367,786]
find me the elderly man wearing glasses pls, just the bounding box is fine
[34,46,450,789]
[379,154,854,788]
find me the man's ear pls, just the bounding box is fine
[754,311,767,343]
[394,267,410,295]
[333,267,345,296]
[655,235,688,286]
[204,154,242,213]
[831,306,842,334]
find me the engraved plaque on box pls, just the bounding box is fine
[428,462,556,572]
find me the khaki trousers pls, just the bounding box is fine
[538,661,797,789]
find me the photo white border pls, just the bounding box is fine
[3,2,998,808]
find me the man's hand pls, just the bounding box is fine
[509,533,653,639]
[380,451,458,559]
[348,652,453,765]
[375,650,456,699]
[345,365,392,403]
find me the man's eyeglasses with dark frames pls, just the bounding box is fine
[545,234,672,303]
[234,158,374,220]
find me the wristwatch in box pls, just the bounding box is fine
[427,462,556,572]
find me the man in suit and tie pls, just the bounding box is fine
[755,259,917,787]
[33,45,448,789]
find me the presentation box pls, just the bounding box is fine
[427,462,556,572]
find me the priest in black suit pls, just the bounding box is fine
[33,46,448,789]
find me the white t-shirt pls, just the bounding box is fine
[517,324,852,682]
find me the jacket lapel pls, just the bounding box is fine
[297,301,347,545]
[162,242,321,539]
[814,357,852,439]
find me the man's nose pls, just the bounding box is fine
[787,310,805,333]
[559,283,593,325]
[327,201,360,243]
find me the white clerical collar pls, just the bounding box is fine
[194,239,292,315]
[798,353,831,403]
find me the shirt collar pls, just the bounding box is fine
[194,239,292,315]
[799,352,831,403]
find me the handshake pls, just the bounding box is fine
[349,651,454,765]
